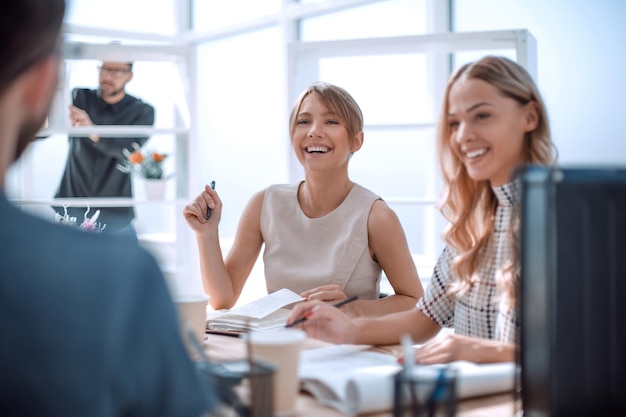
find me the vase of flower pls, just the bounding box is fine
[144,179,167,200]
[117,143,174,201]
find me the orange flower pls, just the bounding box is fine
[117,146,172,180]
[128,151,144,164]
[152,152,166,163]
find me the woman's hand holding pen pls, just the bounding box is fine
[286,299,358,344]
[182,182,221,233]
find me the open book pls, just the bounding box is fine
[206,288,304,333]
[299,345,515,416]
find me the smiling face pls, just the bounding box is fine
[447,77,538,186]
[291,92,363,173]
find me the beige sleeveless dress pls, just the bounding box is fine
[260,182,383,299]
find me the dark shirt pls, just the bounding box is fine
[0,192,217,416]
[54,88,155,231]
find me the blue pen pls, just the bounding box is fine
[205,180,216,220]
[426,367,448,417]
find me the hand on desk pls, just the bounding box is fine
[404,333,516,365]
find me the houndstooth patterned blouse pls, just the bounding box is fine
[417,181,518,343]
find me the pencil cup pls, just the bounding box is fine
[195,358,274,417]
[247,328,306,416]
[393,366,458,417]
[174,293,209,358]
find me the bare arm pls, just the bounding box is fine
[413,332,515,364]
[183,186,265,310]
[288,301,514,364]
[300,200,423,317]
[288,301,441,346]
[345,199,423,317]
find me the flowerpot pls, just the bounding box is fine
[144,179,166,200]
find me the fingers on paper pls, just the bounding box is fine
[301,284,345,303]
[414,336,455,364]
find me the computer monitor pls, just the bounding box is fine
[519,166,626,417]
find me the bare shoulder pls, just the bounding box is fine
[241,188,267,213]
[238,189,270,233]
[249,188,267,205]
[368,198,401,227]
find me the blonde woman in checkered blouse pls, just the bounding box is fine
[288,56,556,364]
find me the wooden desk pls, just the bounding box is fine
[203,333,516,416]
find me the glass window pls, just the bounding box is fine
[66,0,177,35]
[318,54,435,125]
[192,0,281,32]
[299,0,428,41]
[387,203,433,256]
[452,49,518,72]
[349,127,437,255]
[349,127,437,199]
[195,27,286,238]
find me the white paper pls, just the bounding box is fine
[207,308,292,332]
[213,288,304,320]
[299,346,399,415]
[300,345,398,374]
[299,345,516,416]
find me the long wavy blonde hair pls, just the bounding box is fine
[437,56,556,305]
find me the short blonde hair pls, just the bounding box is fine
[289,81,363,142]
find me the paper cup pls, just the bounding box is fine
[247,328,306,416]
[174,293,209,356]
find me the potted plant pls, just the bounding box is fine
[117,143,173,199]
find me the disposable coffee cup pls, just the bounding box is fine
[247,328,306,416]
[174,293,209,357]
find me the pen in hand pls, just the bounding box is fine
[285,295,358,328]
[205,180,216,220]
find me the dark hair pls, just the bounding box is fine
[0,0,66,95]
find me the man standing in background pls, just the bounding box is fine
[55,60,154,234]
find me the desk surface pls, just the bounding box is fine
[203,333,517,416]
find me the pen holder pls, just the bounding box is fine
[185,328,274,417]
[196,358,275,417]
[393,366,457,417]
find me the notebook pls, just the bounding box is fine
[206,288,304,333]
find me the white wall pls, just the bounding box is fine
[454,0,626,165]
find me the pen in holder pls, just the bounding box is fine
[187,328,275,417]
[393,365,458,417]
